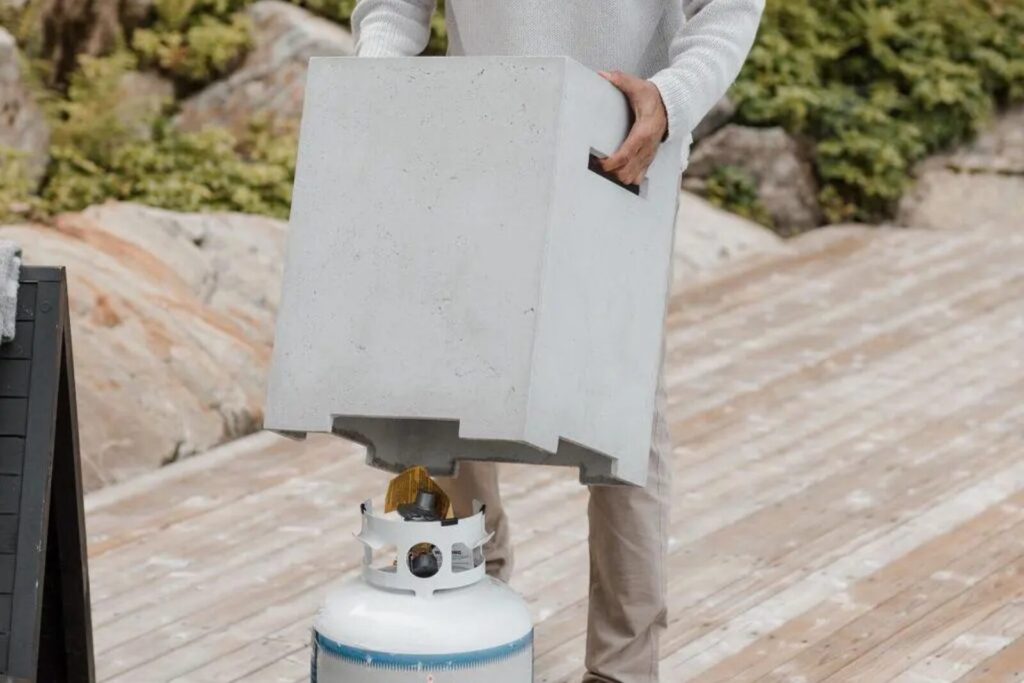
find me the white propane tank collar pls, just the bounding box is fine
[357,499,492,597]
[314,500,534,679]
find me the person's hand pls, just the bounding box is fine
[597,70,669,187]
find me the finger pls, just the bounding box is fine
[613,156,644,186]
[602,118,655,170]
[601,120,657,174]
[597,71,662,179]
[600,137,639,172]
[601,70,659,142]
[598,69,631,89]
[612,168,635,186]
[617,143,657,186]
[600,70,646,105]
[600,131,641,171]
[617,160,645,187]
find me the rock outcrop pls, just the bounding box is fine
[175,0,355,136]
[899,106,1024,231]
[0,203,286,490]
[0,28,51,186]
[685,125,823,234]
[672,190,782,286]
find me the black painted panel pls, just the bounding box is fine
[0,516,16,554]
[0,439,22,476]
[0,322,32,360]
[0,477,17,515]
[0,400,27,437]
[0,555,12,592]
[15,284,35,322]
[0,361,30,398]
[0,593,10,632]
[3,268,94,681]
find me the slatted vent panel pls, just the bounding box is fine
[0,281,34,668]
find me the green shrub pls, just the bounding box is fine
[704,165,776,231]
[0,3,17,32]
[290,0,355,22]
[43,121,295,217]
[0,0,38,45]
[127,0,447,88]
[426,0,447,55]
[0,148,40,222]
[48,53,148,162]
[732,0,1024,223]
[132,0,252,86]
[37,52,295,217]
[7,0,463,223]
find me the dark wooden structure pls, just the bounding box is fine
[0,267,94,683]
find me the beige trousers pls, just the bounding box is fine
[437,377,672,683]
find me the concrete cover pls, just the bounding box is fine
[265,56,683,485]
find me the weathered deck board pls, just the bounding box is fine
[86,223,1024,682]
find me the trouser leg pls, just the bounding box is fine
[435,460,514,582]
[583,374,672,683]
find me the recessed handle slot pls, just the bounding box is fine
[587,150,646,197]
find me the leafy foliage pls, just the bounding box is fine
[10,52,296,218]
[732,0,1024,223]
[426,0,447,55]
[43,121,295,217]
[11,0,1023,225]
[0,2,18,33]
[47,53,148,161]
[703,165,776,231]
[0,148,40,222]
[289,0,355,22]
[126,0,448,88]
[131,0,252,86]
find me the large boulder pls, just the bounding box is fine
[672,190,782,286]
[899,107,1024,231]
[175,0,354,136]
[898,168,1022,232]
[0,28,50,186]
[685,125,823,234]
[0,203,286,490]
[945,105,1024,176]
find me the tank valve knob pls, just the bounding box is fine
[398,489,442,522]
[408,544,441,578]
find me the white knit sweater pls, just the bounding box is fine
[351,0,764,157]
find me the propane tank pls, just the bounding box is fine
[312,493,534,682]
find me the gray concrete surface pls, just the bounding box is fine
[265,57,683,485]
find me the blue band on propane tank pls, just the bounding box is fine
[313,628,534,670]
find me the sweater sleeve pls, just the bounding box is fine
[351,0,437,57]
[648,0,764,141]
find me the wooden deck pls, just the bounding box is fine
[85,222,1024,682]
